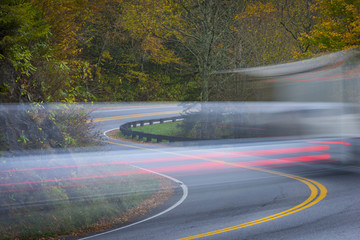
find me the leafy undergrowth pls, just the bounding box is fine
[0,161,176,239]
[0,104,102,156]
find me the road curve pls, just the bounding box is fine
[83,104,360,240]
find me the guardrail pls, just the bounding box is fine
[120,116,195,143]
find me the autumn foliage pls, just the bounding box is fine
[0,0,358,103]
[299,0,360,53]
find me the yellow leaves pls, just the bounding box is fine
[125,69,148,83]
[32,0,105,61]
[121,0,183,65]
[101,50,113,61]
[229,25,237,32]
[241,2,276,18]
[141,36,162,55]
[216,42,224,49]
[141,36,180,65]
[301,0,360,53]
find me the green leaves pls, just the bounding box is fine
[299,0,360,53]
[11,46,37,76]
[17,130,29,144]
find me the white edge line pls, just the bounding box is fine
[103,128,119,138]
[79,130,189,240]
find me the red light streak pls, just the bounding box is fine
[1,154,331,188]
[239,154,331,167]
[307,141,350,145]
[0,145,329,173]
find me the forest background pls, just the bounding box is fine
[1,0,359,103]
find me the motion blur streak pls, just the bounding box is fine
[285,68,360,83]
[0,161,127,173]
[0,169,143,187]
[0,145,329,173]
[307,141,351,145]
[0,179,124,193]
[238,154,331,167]
[258,60,344,83]
[146,154,332,175]
[0,153,331,191]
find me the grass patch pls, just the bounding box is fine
[112,121,185,143]
[131,121,183,136]
[116,130,169,143]
[0,160,176,239]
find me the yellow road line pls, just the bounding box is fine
[175,159,327,239]
[99,133,327,239]
[93,104,178,111]
[178,175,325,239]
[92,110,182,123]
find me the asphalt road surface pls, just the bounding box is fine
[81,104,360,240]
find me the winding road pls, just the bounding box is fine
[80,103,360,240]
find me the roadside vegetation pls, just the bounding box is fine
[1,0,358,103]
[0,104,176,239]
[0,104,101,155]
[0,162,176,240]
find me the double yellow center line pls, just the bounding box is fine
[178,163,326,239]
[93,111,327,239]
